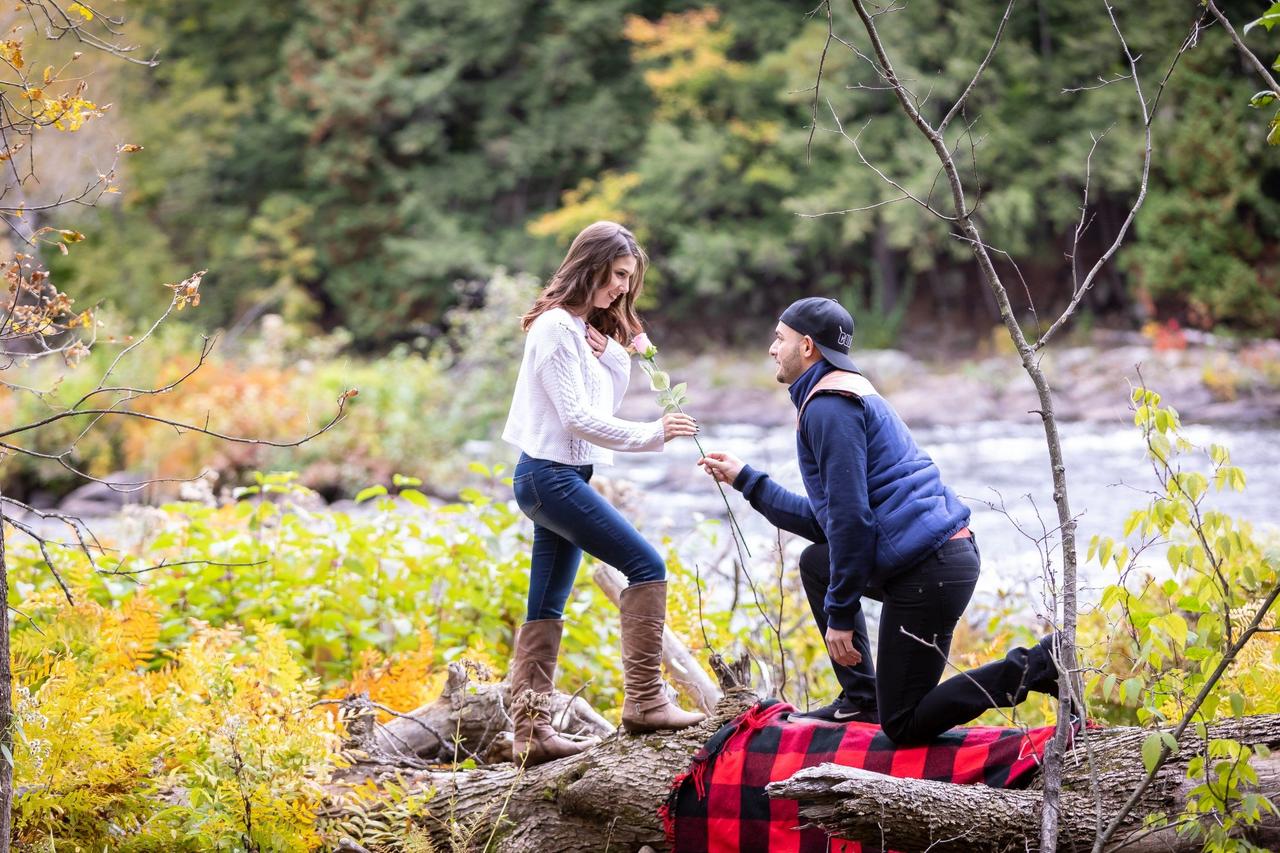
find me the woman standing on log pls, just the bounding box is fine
[502,221,706,766]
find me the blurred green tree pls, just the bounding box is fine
[47,0,1280,345]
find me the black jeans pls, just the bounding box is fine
[799,544,877,711]
[802,535,1054,744]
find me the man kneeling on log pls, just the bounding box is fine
[700,296,1062,744]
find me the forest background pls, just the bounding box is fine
[4,0,1280,850]
[5,0,1280,502]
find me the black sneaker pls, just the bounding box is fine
[793,695,879,724]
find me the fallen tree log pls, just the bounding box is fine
[767,714,1280,852]
[327,655,756,852]
[330,658,1280,853]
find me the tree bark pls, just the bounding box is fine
[330,656,756,852]
[768,714,1280,852]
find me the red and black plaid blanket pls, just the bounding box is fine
[660,700,1060,853]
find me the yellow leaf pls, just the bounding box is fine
[67,2,93,21]
[42,65,52,83]
[1,39,24,70]
[118,143,142,153]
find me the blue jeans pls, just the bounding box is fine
[512,453,666,621]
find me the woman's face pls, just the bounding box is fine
[590,255,638,310]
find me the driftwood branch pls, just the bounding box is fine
[342,662,615,767]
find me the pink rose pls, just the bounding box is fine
[630,333,658,359]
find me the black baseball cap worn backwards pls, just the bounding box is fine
[779,296,857,372]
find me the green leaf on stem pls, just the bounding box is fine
[1243,3,1280,34]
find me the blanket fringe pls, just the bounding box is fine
[660,700,791,843]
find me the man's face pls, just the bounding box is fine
[769,321,814,384]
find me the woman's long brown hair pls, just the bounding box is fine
[521,221,648,343]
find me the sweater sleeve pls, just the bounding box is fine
[535,321,664,452]
[599,336,632,414]
[804,395,876,631]
[732,465,826,543]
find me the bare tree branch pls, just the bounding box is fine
[806,0,835,163]
[95,273,206,393]
[938,0,1017,133]
[826,105,959,221]
[0,394,353,447]
[1035,9,1207,352]
[1061,72,1133,94]
[2,515,74,604]
[799,194,911,217]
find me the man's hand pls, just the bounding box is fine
[585,325,608,359]
[825,627,862,667]
[698,451,745,485]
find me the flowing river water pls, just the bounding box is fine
[606,418,1280,615]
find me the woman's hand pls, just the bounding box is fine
[698,451,744,485]
[585,325,608,359]
[661,412,698,442]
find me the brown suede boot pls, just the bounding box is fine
[619,580,707,733]
[509,619,595,766]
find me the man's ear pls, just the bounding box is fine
[801,335,816,358]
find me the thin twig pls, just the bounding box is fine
[0,397,352,446]
[938,0,1017,133]
[806,0,835,163]
[1035,9,1206,352]
[826,105,958,221]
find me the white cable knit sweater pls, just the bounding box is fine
[502,307,664,466]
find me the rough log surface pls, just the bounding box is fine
[768,714,1280,852]
[332,655,757,852]
[333,654,1280,853]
